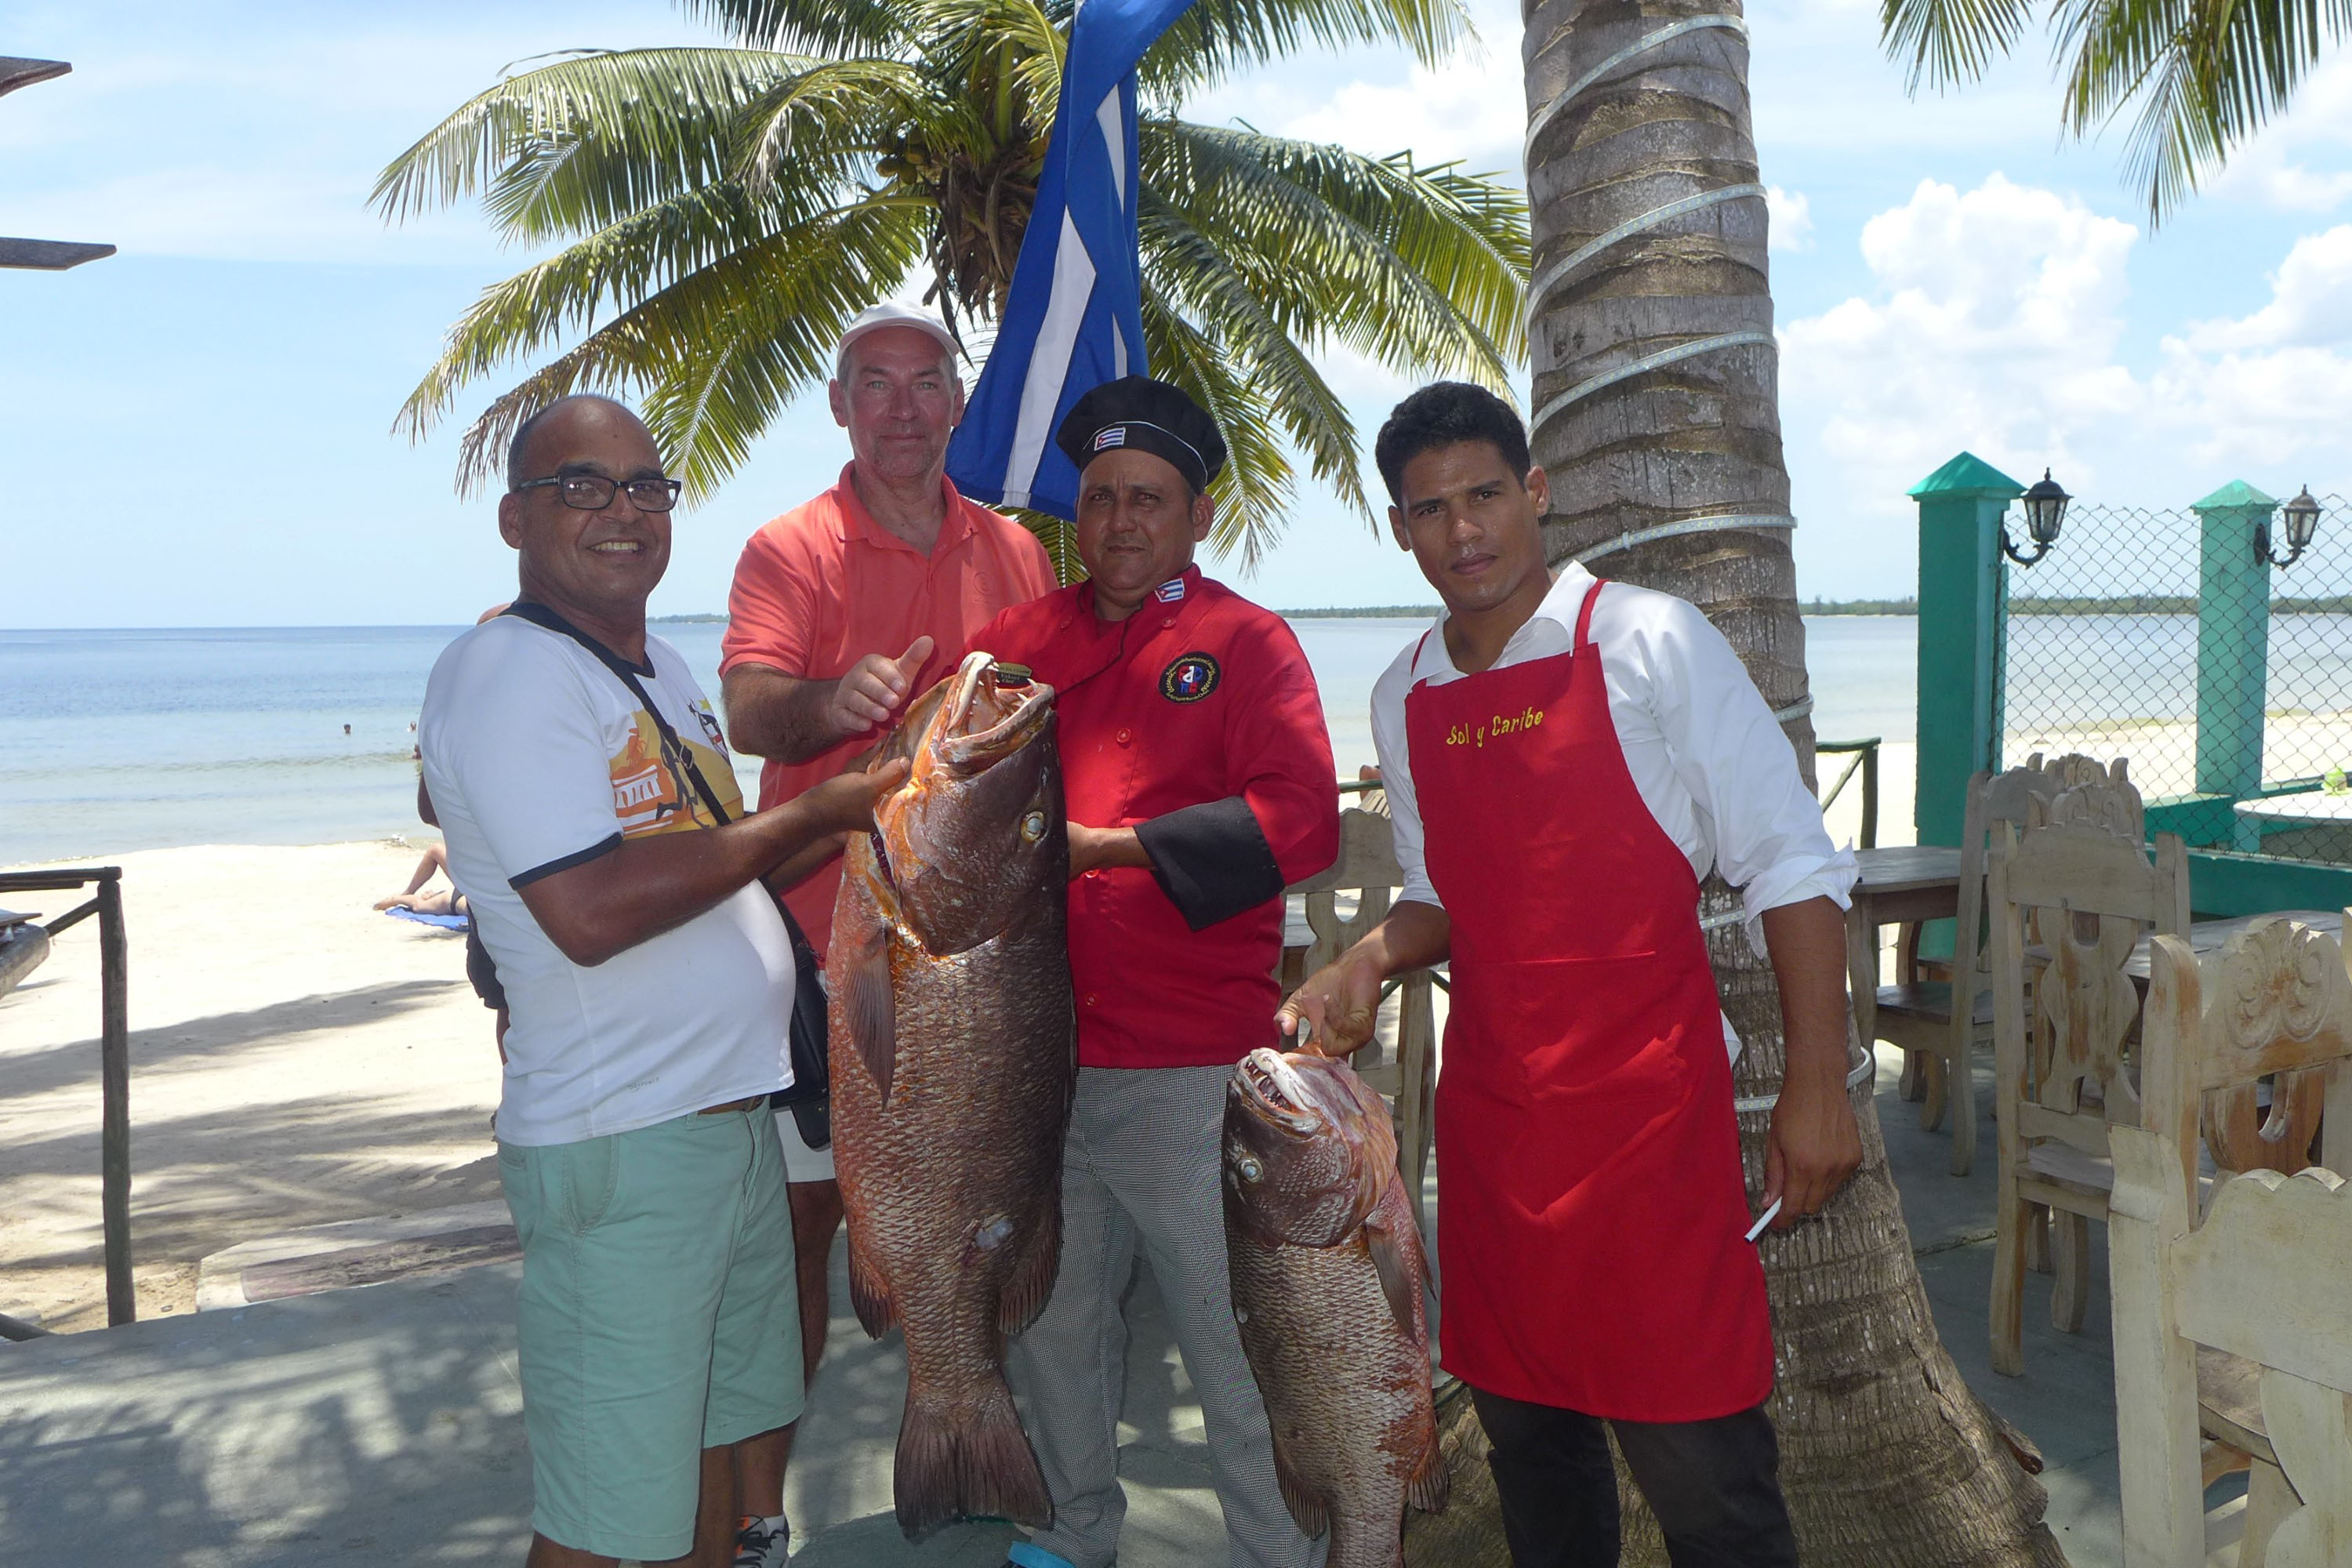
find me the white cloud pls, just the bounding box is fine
[2179,224,2352,350]
[1766,184,1813,252]
[1779,175,2139,504]
[1778,172,2352,570]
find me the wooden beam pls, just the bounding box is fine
[0,238,116,270]
[0,56,71,100]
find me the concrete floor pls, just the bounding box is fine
[0,1055,2134,1567]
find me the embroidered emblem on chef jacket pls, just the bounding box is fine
[1094,426,1127,451]
[1154,578,1187,603]
[1160,652,1220,703]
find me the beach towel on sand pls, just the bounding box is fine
[385,907,469,932]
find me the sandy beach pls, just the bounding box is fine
[0,840,503,1332]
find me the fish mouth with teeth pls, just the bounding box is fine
[1236,1047,1322,1134]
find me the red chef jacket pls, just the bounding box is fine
[969,566,1338,1069]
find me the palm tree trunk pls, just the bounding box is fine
[1407,0,2067,1561]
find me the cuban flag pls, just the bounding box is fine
[944,0,1198,520]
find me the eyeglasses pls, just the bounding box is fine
[514,474,684,512]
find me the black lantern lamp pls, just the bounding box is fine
[2002,468,2070,565]
[2259,485,2321,568]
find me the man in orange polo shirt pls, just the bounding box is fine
[717,302,1056,1566]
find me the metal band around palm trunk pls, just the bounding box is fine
[1532,328,1777,434]
[1524,13,1751,154]
[1573,510,1796,565]
[1530,182,1768,307]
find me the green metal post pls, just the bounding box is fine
[2190,481,2275,850]
[1909,454,2024,847]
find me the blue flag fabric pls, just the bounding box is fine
[944,0,1197,521]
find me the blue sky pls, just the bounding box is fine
[5,0,2350,626]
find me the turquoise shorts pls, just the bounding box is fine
[498,1104,801,1560]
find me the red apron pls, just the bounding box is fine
[1406,579,1773,1421]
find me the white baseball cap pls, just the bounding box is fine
[834,302,962,376]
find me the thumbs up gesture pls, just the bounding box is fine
[827,636,935,739]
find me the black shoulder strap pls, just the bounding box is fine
[502,601,739,826]
[501,602,821,956]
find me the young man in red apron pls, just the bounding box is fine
[1279,383,1862,1567]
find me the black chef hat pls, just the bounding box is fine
[1054,376,1229,495]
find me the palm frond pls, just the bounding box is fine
[731,56,931,188]
[922,0,1069,118]
[1142,0,1472,97]
[372,48,806,236]
[1142,194,1367,515]
[672,0,912,55]
[415,201,931,495]
[1879,0,2038,87]
[1142,286,1298,571]
[2063,0,2352,220]
[1885,0,2352,220]
[1144,121,1523,388]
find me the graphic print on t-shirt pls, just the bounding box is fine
[610,699,745,838]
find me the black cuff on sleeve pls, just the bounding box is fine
[510,832,623,890]
[1134,797,1285,932]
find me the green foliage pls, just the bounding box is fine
[376,0,1528,567]
[1881,0,2352,221]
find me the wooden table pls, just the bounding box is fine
[2124,909,2344,982]
[1844,845,1965,1058]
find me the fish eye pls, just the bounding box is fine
[1020,811,1046,842]
[1237,1155,1263,1182]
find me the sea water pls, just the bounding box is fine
[0,616,1920,867]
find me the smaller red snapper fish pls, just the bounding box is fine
[1223,1049,1446,1568]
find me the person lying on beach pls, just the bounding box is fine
[372,841,466,916]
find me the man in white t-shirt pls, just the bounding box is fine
[419,394,903,1568]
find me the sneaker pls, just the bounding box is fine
[1006,1544,1073,1568]
[733,1515,789,1567]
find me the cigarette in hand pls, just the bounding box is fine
[1744,1198,1784,1243]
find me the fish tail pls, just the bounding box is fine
[892,1374,1051,1539]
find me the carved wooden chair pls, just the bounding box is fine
[2128,916,2352,1529]
[1985,800,2190,1376]
[2111,919,2352,1566]
[1872,760,2061,1175]
[1283,804,1440,1232]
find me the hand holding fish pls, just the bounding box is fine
[829,636,935,737]
[1278,900,1453,1058]
[1276,953,1383,1057]
[803,755,911,835]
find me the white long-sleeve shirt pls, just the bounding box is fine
[1370,562,1857,974]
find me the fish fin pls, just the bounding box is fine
[1270,1438,1330,1539]
[893,1374,1051,1540]
[1405,1424,1450,1515]
[840,921,898,1104]
[847,1227,896,1339]
[997,1194,1062,1336]
[1364,1210,1419,1344]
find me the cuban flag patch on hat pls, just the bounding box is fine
[1154,577,1186,602]
[1093,426,1127,451]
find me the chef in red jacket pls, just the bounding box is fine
[969,376,1338,1568]
[1280,383,1862,1568]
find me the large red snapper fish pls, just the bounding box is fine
[1224,1048,1447,1567]
[829,652,1076,1539]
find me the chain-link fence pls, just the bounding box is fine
[2001,491,2352,865]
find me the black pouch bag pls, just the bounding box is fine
[501,602,832,1148]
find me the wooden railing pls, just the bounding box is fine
[0,866,132,1329]
[1818,738,1881,849]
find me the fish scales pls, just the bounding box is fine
[1225,1051,1446,1568]
[829,653,1076,1540]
